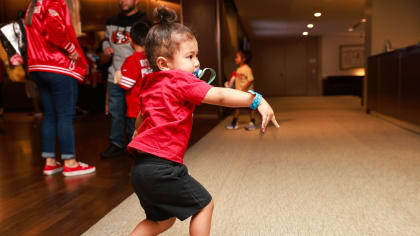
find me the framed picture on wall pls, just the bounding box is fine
[339,44,364,70]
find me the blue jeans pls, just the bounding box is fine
[108,82,126,148]
[31,72,78,160]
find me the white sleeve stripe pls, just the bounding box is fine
[121,79,135,86]
[64,42,71,50]
[67,44,75,53]
[120,81,134,88]
[119,83,130,89]
[121,76,136,83]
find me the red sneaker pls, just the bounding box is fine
[43,162,64,175]
[63,162,96,177]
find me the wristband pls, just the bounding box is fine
[248,90,262,110]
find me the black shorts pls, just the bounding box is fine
[130,153,212,221]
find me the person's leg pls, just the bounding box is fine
[129,217,176,236]
[43,72,95,175]
[108,82,126,148]
[226,108,240,129]
[48,73,77,164]
[233,108,240,119]
[245,109,257,131]
[189,200,214,236]
[250,109,255,122]
[233,108,240,123]
[31,72,58,165]
[101,82,127,158]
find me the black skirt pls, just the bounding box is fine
[130,153,212,221]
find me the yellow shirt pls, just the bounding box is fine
[234,64,254,91]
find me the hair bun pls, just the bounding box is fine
[154,6,178,25]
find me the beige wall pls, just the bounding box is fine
[367,0,420,55]
[321,34,365,78]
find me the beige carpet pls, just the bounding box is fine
[83,96,420,236]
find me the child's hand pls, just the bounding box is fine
[132,129,138,140]
[114,70,122,84]
[257,98,279,133]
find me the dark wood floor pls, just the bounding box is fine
[0,109,221,235]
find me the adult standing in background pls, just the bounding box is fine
[101,0,150,159]
[25,0,95,176]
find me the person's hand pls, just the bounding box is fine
[10,54,24,66]
[104,47,114,56]
[132,129,138,140]
[68,50,79,61]
[105,102,109,115]
[114,70,122,84]
[257,98,279,133]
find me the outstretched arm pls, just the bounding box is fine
[202,87,279,133]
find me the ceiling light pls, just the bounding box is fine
[307,24,314,29]
[302,31,309,36]
[348,28,354,32]
[361,18,367,23]
[314,12,322,17]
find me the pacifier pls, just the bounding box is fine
[193,67,216,84]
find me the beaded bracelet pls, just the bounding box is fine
[248,90,262,110]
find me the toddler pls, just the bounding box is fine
[128,6,279,236]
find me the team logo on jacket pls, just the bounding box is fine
[112,31,130,45]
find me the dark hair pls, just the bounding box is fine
[145,6,195,71]
[130,21,150,46]
[237,50,252,64]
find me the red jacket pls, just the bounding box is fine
[25,0,87,81]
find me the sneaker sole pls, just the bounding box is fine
[43,167,64,175]
[225,126,239,130]
[63,167,96,177]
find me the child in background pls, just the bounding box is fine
[114,21,152,145]
[226,50,257,130]
[128,7,279,236]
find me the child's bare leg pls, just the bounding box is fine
[129,217,176,236]
[250,109,255,120]
[233,108,240,118]
[189,200,214,236]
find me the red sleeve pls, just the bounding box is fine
[42,1,75,54]
[119,56,140,90]
[176,72,213,105]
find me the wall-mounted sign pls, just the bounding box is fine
[339,44,364,70]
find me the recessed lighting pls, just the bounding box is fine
[361,18,367,23]
[307,24,314,29]
[302,31,309,36]
[314,12,322,17]
[348,28,354,32]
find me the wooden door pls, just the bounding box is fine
[251,37,320,97]
[285,40,307,96]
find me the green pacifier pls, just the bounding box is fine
[193,67,216,84]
